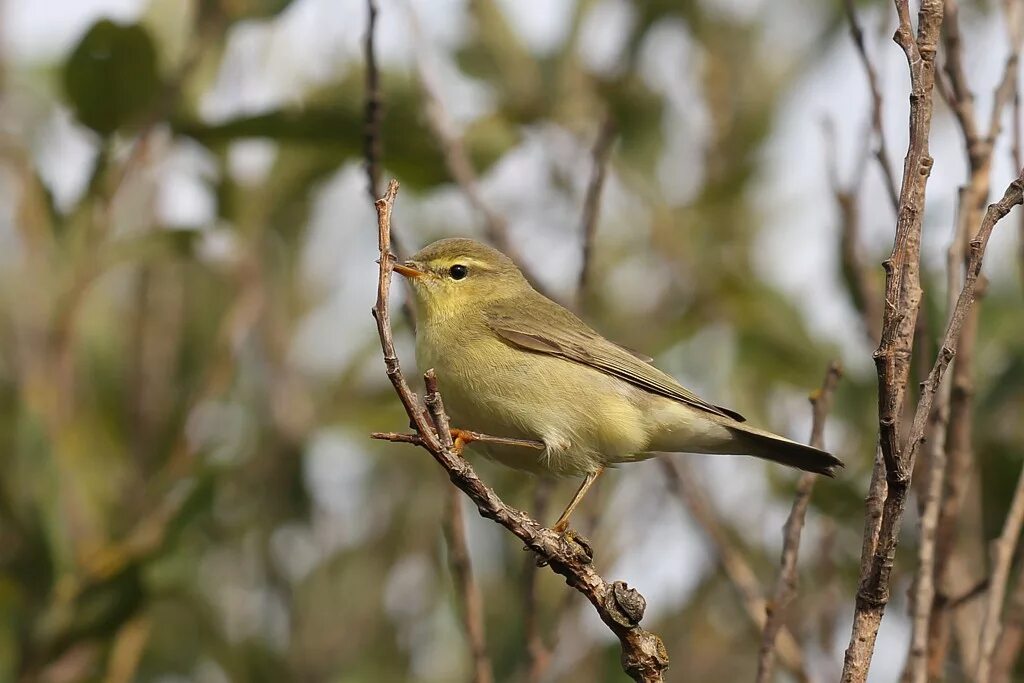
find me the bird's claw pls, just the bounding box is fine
[554,528,594,565]
[449,428,476,455]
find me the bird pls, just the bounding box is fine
[392,237,843,533]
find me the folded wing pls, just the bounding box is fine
[485,296,746,423]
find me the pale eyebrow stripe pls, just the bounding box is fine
[435,257,494,272]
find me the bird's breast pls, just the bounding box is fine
[414,321,651,476]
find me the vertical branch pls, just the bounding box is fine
[363,0,383,203]
[927,0,1024,673]
[906,189,968,683]
[426,371,493,682]
[1017,71,1024,293]
[976,468,1024,683]
[576,117,617,306]
[842,2,945,680]
[661,458,812,683]
[444,487,495,683]
[405,6,566,302]
[755,361,843,683]
[992,566,1024,682]
[844,0,901,214]
[823,117,883,343]
[522,480,553,683]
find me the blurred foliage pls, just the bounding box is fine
[0,0,1021,682]
[63,21,162,136]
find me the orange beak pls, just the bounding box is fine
[392,261,426,278]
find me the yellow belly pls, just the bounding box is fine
[416,329,651,476]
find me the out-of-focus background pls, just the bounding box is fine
[0,0,1022,681]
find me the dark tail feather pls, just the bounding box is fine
[726,426,844,477]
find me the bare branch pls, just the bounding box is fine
[842,2,946,679]
[844,0,901,214]
[577,117,617,306]
[522,480,554,683]
[906,187,970,683]
[372,430,545,451]
[405,12,553,299]
[992,568,1024,682]
[444,487,495,683]
[976,466,1024,683]
[661,458,813,683]
[1017,59,1024,295]
[927,1,1024,672]
[755,361,842,683]
[371,180,669,682]
[823,118,883,343]
[941,0,983,160]
[363,0,383,204]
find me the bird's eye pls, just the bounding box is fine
[449,264,468,280]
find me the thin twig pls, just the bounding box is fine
[404,10,547,291]
[1017,56,1024,295]
[444,486,495,683]
[992,567,1024,682]
[372,430,545,451]
[371,180,669,682]
[661,458,813,683]
[362,0,414,328]
[577,116,617,306]
[424,374,493,682]
[844,0,901,214]
[976,466,1024,683]
[522,480,554,683]
[906,186,966,683]
[363,0,383,204]
[823,117,883,343]
[941,0,982,160]
[755,361,843,683]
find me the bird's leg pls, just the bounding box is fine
[449,428,477,456]
[551,467,604,533]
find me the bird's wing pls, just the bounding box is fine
[484,297,746,422]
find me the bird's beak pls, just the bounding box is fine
[392,260,426,279]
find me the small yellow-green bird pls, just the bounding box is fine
[393,238,843,532]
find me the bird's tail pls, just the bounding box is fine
[723,423,843,477]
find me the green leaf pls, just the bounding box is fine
[62,20,162,136]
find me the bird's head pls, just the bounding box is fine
[393,238,530,320]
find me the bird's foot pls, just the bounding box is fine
[449,428,476,456]
[542,527,593,566]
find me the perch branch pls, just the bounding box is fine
[372,430,544,451]
[755,361,842,683]
[371,179,669,682]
